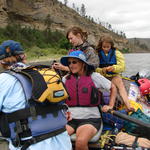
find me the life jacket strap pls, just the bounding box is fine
[132,136,139,148]
[20,68,47,100]
[12,127,66,150]
[14,119,31,137]
[6,104,68,123]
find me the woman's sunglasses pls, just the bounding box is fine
[68,60,78,65]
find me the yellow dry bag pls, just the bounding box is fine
[38,68,69,103]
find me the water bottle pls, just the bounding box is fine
[128,82,139,101]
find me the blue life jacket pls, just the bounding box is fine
[98,49,117,74]
[0,64,68,149]
[98,49,117,67]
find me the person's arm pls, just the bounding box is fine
[53,62,70,72]
[110,50,125,73]
[0,74,7,111]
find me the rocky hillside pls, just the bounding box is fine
[128,38,150,52]
[0,0,147,52]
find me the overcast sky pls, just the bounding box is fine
[58,0,150,38]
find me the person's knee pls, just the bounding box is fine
[112,76,124,87]
[112,76,121,82]
[75,137,88,150]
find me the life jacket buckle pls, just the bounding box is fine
[31,137,37,144]
[15,121,23,133]
[12,134,21,148]
[62,103,69,111]
[22,124,29,131]
[29,106,37,120]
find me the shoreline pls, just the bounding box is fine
[27,54,62,64]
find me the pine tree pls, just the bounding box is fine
[64,0,68,6]
[72,3,75,9]
[80,4,86,17]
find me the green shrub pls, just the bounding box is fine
[0,24,69,59]
[121,48,130,53]
[58,38,72,49]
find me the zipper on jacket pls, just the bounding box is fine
[76,77,79,106]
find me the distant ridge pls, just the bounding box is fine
[128,38,150,52]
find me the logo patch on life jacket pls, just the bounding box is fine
[53,90,64,97]
[82,87,88,93]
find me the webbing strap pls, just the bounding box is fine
[20,69,47,99]
[6,104,67,123]
[12,127,66,150]
[5,68,48,100]
[132,136,139,148]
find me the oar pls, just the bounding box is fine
[108,109,150,129]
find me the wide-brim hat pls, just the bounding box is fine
[60,50,94,70]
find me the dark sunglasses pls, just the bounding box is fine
[68,60,78,65]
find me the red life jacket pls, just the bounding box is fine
[65,75,102,107]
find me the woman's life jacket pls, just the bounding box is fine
[68,41,91,53]
[65,75,102,107]
[98,49,117,74]
[0,64,68,149]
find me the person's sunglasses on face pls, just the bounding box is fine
[68,60,78,65]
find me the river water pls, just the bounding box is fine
[33,53,150,77]
[123,53,150,77]
[0,53,150,76]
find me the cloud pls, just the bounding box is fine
[58,0,150,38]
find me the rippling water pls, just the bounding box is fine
[0,53,150,76]
[123,53,150,77]
[31,53,150,77]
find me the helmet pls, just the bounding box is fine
[0,40,24,60]
[138,78,150,105]
[138,69,150,79]
[138,78,150,96]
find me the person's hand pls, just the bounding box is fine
[102,105,113,113]
[65,111,72,121]
[96,68,105,76]
[106,66,115,72]
[124,100,135,112]
[102,67,107,75]
[52,62,69,71]
[125,105,135,112]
